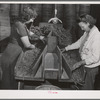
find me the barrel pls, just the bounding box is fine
[0,4,11,41]
[42,4,53,22]
[47,36,57,53]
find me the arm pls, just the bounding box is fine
[66,40,81,51]
[24,18,34,25]
[65,35,84,51]
[15,21,35,49]
[61,33,85,53]
[21,36,35,48]
[24,19,35,37]
[26,28,35,37]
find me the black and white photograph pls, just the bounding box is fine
[1,0,100,99]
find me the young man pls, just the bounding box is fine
[62,14,100,90]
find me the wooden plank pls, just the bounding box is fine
[62,54,72,78]
[44,53,59,79]
[56,46,62,79]
[47,36,57,53]
[43,36,60,79]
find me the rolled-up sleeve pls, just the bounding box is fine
[85,34,100,65]
[68,34,85,50]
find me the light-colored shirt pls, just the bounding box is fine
[67,26,100,68]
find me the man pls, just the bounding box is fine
[61,14,100,90]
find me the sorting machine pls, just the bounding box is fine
[15,23,85,90]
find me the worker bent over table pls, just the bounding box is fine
[0,7,45,89]
[61,14,100,90]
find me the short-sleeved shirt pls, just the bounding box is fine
[10,21,28,48]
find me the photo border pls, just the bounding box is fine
[0,0,100,99]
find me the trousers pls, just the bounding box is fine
[80,66,99,90]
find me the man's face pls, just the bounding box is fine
[79,22,90,32]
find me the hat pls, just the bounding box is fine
[80,14,96,25]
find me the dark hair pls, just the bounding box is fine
[19,7,37,22]
[77,13,96,28]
